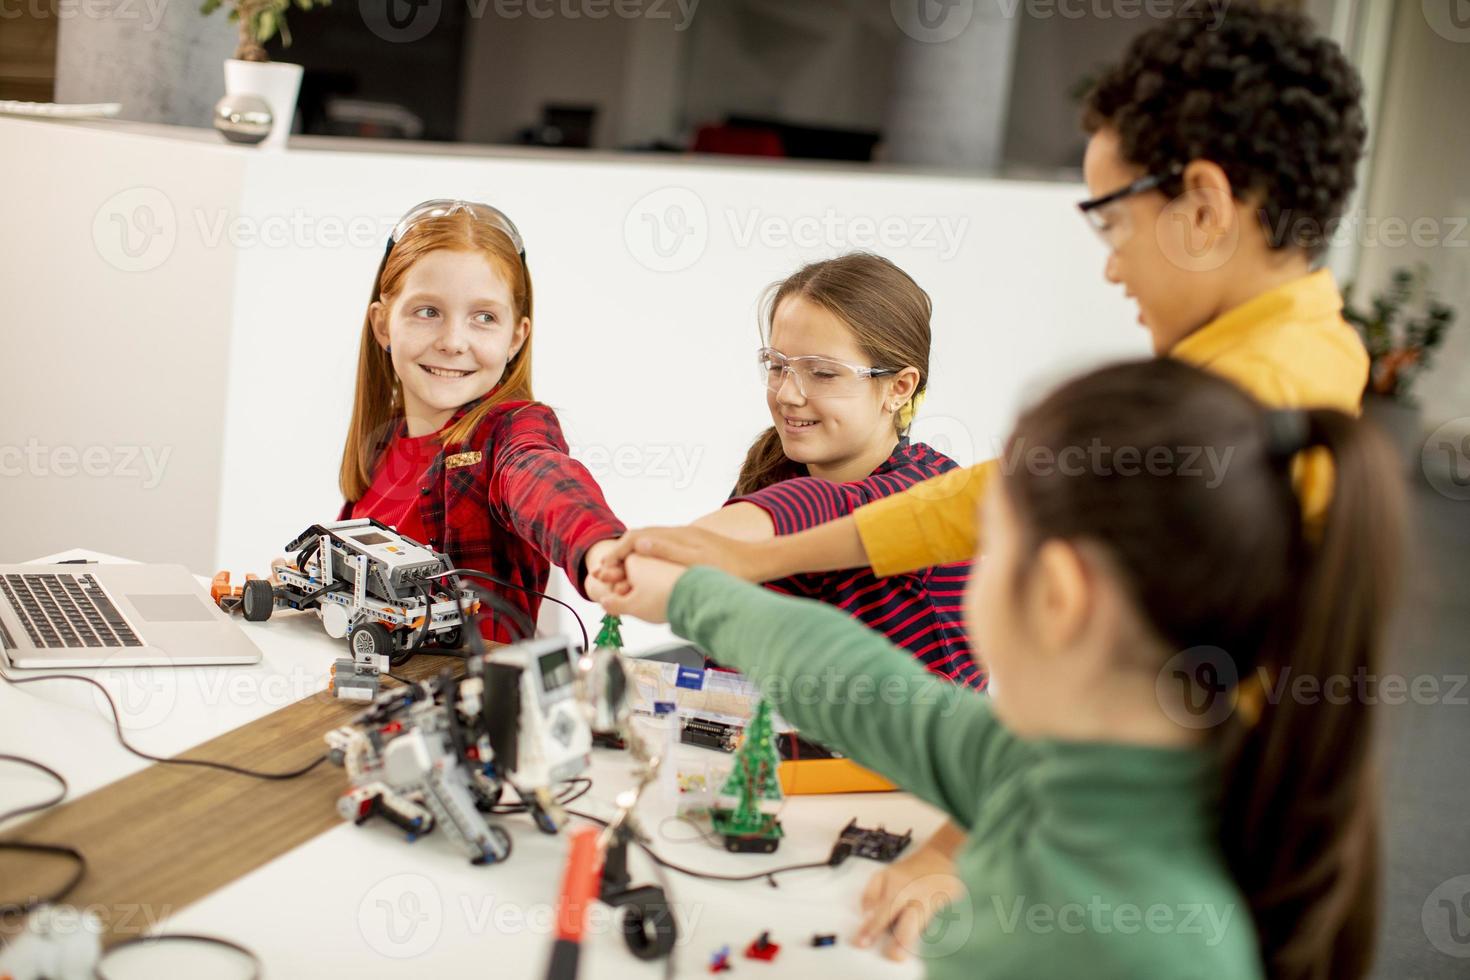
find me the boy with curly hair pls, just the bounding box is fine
[596,4,1374,961]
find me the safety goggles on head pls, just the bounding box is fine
[758,346,897,400]
[387,199,526,259]
[1076,164,1182,248]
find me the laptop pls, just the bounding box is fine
[0,563,263,669]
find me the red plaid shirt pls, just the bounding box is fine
[342,398,625,643]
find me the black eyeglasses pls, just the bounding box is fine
[1077,165,1183,245]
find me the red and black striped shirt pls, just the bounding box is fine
[729,440,982,689]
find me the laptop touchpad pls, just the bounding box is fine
[126,593,217,622]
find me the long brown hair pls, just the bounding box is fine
[1002,359,1404,980]
[339,211,535,501]
[734,253,932,496]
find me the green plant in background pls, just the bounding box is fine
[1344,265,1457,404]
[200,0,329,63]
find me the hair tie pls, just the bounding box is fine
[1263,409,1310,460]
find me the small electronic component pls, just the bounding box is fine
[680,717,742,752]
[744,931,780,962]
[708,945,732,973]
[811,933,837,948]
[837,819,913,862]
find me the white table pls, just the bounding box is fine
[1,551,942,979]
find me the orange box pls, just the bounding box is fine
[777,758,896,795]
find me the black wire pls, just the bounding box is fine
[96,932,262,980]
[0,754,87,918]
[565,808,833,886]
[437,567,589,653]
[0,668,328,780]
[0,841,86,917]
[489,777,593,814]
[432,569,538,645]
[0,754,67,823]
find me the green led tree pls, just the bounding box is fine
[711,699,784,853]
[594,614,624,651]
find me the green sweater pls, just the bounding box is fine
[669,567,1263,980]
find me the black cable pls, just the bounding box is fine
[565,808,842,887]
[96,932,262,980]
[489,777,593,814]
[0,841,86,917]
[0,754,67,823]
[0,668,328,780]
[433,570,537,646]
[0,755,87,918]
[436,567,589,653]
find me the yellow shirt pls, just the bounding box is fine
[855,269,1368,576]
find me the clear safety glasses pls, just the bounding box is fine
[387,199,526,259]
[1076,165,1182,249]
[757,346,897,400]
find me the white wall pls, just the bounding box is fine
[0,116,1143,648]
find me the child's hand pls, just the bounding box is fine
[598,554,688,624]
[582,539,627,603]
[594,526,770,583]
[854,842,966,961]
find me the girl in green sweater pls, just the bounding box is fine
[601,359,1402,980]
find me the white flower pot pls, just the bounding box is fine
[223,59,303,150]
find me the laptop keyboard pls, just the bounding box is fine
[1,573,142,649]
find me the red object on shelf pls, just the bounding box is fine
[692,123,785,158]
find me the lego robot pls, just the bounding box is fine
[324,636,596,862]
[213,518,478,700]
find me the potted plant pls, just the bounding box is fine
[201,0,328,149]
[1344,265,1457,469]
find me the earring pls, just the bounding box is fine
[386,344,392,354]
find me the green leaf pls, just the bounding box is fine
[257,8,278,41]
[199,0,221,14]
